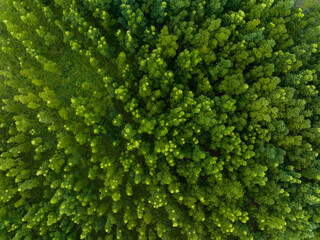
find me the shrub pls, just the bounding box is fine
[0,0,320,239]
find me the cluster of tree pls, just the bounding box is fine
[0,0,319,239]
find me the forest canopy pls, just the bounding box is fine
[0,0,320,239]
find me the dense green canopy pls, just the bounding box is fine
[0,0,320,239]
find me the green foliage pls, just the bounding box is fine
[295,0,319,10]
[0,0,320,239]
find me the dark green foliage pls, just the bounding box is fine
[0,0,320,239]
